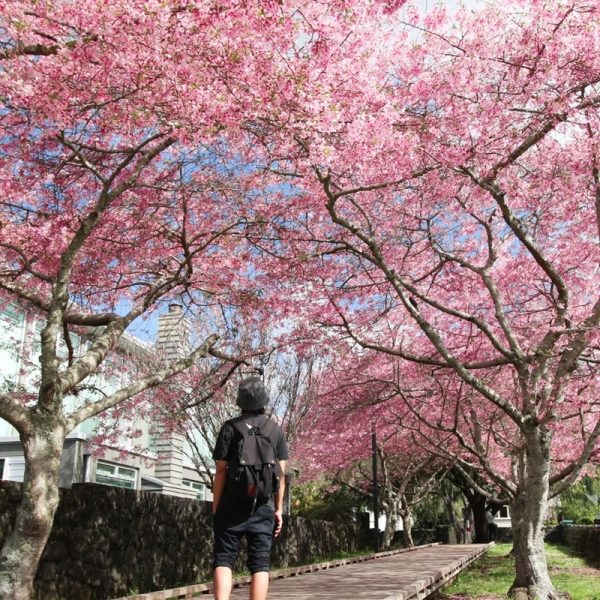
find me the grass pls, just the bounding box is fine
[437,543,600,600]
[312,548,377,562]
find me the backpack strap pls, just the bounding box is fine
[260,417,278,441]
[228,416,280,466]
[229,415,268,437]
[228,414,254,433]
[229,415,279,437]
[257,418,280,467]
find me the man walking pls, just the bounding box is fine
[212,376,289,600]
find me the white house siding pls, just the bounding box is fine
[0,301,26,421]
[5,456,26,482]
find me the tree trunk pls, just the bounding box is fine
[444,494,463,543]
[401,510,414,547]
[509,430,567,600]
[381,495,398,550]
[468,493,488,543]
[449,467,490,543]
[0,422,65,599]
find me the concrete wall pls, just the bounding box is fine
[0,482,365,600]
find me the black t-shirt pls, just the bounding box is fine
[212,414,290,463]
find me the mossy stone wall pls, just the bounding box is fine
[0,482,364,599]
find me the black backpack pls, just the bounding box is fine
[225,415,281,505]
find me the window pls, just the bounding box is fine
[56,331,80,360]
[0,303,25,388]
[1,457,26,482]
[95,461,137,489]
[30,321,81,361]
[182,479,205,500]
[498,505,510,519]
[0,303,23,327]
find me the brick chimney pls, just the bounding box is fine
[154,304,191,486]
[153,431,186,486]
[156,304,191,361]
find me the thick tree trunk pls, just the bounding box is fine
[468,493,488,543]
[509,431,567,600]
[450,468,490,543]
[0,422,65,599]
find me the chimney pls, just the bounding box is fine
[153,428,186,486]
[154,304,190,487]
[156,304,191,361]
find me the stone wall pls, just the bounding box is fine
[560,524,600,564]
[0,482,364,599]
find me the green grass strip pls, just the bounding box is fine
[438,543,600,600]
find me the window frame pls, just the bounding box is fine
[94,460,138,490]
[182,478,206,500]
[498,505,510,519]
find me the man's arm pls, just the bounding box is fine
[274,460,286,537]
[212,460,228,515]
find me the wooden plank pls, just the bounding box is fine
[230,543,493,600]
[111,545,440,600]
[111,543,491,600]
[112,547,429,599]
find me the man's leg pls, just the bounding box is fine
[249,571,269,600]
[214,566,233,600]
[213,519,241,600]
[246,506,275,600]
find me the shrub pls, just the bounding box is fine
[558,471,600,523]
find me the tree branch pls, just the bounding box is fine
[65,334,219,430]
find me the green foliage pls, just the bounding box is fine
[559,471,600,523]
[578,516,595,525]
[292,480,367,522]
[412,494,449,528]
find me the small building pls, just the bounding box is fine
[0,299,213,501]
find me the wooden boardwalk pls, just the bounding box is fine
[114,543,492,600]
[230,544,491,600]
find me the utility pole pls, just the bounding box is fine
[372,428,380,553]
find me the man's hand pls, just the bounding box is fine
[274,510,283,537]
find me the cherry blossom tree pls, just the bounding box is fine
[286,2,600,597]
[446,466,497,543]
[0,137,255,596]
[0,2,411,595]
[377,443,446,548]
[295,353,449,549]
[0,3,277,596]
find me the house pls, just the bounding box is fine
[0,299,214,502]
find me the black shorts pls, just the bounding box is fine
[213,500,275,574]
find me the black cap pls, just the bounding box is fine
[236,376,269,411]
